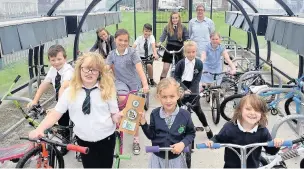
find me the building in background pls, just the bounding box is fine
[0,0,38,19]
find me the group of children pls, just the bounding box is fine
[27,11,284,169]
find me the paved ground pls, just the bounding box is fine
[0,60,302,168]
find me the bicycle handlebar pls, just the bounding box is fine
[196,140,293,149]
[145,146,190,153]
[20,137,89,154]
[159,45,184,54]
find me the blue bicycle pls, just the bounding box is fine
[220,75,304,122]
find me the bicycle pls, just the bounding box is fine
[145,146,190,168]
[157,45,184,77]
[220,71,284,122]
[140,55,154,111]
[15,137,88,168]
[196,139,297,169]
[0,75,76,160]
[201,71,229,124]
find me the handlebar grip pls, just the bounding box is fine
[196,143,221,149]
[146,146,159,153]
[14,75,21,83]
[267,140,292,147]
[67,144,89,154]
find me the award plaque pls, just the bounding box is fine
[119,94,145,135]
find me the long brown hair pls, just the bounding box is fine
[167,12,183,41]
[231,94,268,127]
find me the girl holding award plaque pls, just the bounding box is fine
[140,77,196,168]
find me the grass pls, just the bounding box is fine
[0,11,299,94]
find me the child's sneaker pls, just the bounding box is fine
[149,79,157,86]
[133,142,141,155]
[205,126,214,139]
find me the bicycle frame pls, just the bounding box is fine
[158,45,184,77]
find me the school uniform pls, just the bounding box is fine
[106,47,142,95]
[55,83,119,168]
[201,43,225,85]
[159,25,189,64]
[174,58,210,129]
[134,35,155,60]
[44,63,74,127]
[211,121,280,168]
[141,107,195,168]
[90,35,116,58]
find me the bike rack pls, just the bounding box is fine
[271,115,304,138]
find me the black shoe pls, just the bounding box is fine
[149,79,157,86]
[205,126,214,139]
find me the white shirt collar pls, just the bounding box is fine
[237,120,258,133]
[82,82,100,90]
[115,48,128,56]
[195,16,206,22]
[185,57,195,65]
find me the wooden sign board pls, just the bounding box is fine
[119,94,145,135]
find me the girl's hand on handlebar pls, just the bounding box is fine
[273,138,284,148]
[229,69,236,75]
[153,52,159,60]
[184,89,191,94]
[142,85,149,94]
[206,140,214,149]
[170,142,185,154]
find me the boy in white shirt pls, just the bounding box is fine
[133,23,158,86]
[27,45,74,154]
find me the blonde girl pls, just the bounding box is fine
[140,77,195,168]
[29,52,120,168]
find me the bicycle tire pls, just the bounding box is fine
[220,94,245,121]
[113,131,121,169]
[144,93,149,111]
[16,145,64,168]
[211,92,220,124]
[285,97,297,124]
[185,143,192,168]
[259,156,268,166]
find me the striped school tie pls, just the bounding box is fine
[82,87,97,115]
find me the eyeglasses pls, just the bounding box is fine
[81,67,99,75]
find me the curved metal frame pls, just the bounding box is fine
[47,0,65,16]
[275,0,295,16]
[73,0,102,61]
[242,0,258,13]
[109,0,123,11]
[231,0,260,68]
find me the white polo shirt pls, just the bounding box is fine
[44,63,74,90]
[134,35,155,57]
[182,58,195,81]
[55,84,119,142]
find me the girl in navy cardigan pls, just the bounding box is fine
[206,94,284,168]
[174,40,213,139]
[140,77,195,168]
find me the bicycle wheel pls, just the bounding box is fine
[144,93,149,111]
[220,94,244,121]
[285,97,297,124]
[113,131,121,169]
[16,145,64,168]
[211,92,220,124]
